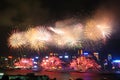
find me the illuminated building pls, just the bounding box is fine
[71,56,77,59]
[83,52,89,57]
[78,49,83,55]
[108,54,112,61]
[93,52,99,60]
[59,56,63,59]
[50,53,53,56]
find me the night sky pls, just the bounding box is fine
[0,0,120,58]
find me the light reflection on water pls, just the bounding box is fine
[60,72,99,80]
[2,70,120,80]
[36,71,120,80]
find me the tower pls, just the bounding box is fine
[108,54,112,61]
[93,52,99,60]
[78,49,83,55]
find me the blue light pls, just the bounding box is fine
[84,52,88,56]
[33,65,37,68]
[113,60,120,63]
[33,62,37,64]
[35,56,39,59]
[59,56,63,58]
[32,58,34,61]
[64,55,69,58]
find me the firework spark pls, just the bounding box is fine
[84,19,112,42]
[41,56,63,70]
[8,31,26,48]
[70,56,101,72]
[14,58,33,69]
[8,17,113,51]
[25,27,50,50]
[50,23,83,48]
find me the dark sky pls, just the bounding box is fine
[0,0,120,58]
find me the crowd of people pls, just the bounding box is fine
[0,74,117,80]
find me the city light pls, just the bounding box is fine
[83,52,88,56]
[33,65,38,68]
[59,56,63,58]
[33,62,37,64]
[5,58,8,60]
[0,73,4,76]
[35,56,39,59]
[45,56,49,58]
[72,56,76,59]
[64,55,69,59]
[113,60,120,63]
[32,58,34,61]
[70,56,101,71]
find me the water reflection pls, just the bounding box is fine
[1,70,120,80]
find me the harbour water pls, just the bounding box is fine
[0,70,120,80]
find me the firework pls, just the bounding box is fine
[84,19,112,41]
[14,58,33,69]
[50,23,83,48]
[8,31,26,48]
[70,56,101,72]
[25,27,51,50]
[8,17,113,50]
[84,20,103,41]
[41,56,63,70]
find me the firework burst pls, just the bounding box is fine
[14,58,33,69]
[49,23,83,48]
[84,19,112,42]
[8,31,26,48]
[25,27,51,50]
[41,56,63,70]
[8,17,113,51]
[70,56,101,72]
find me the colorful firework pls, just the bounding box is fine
[8,31,26,48]
[49,23,83,48]
[25,27,51,50]
[84,19,112,41]
[40,56,63,70]
[70,56,101,72]
[8,17,113,50]
[14,58,33,69]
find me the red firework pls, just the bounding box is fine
[70,56,101,72]
[40,56,63,70]
[14,58,33,69]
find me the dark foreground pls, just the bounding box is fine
[0,69,120,80]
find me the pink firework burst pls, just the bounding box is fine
[40,56,63,70]
[70,56,101,72]
[14,58,33,69]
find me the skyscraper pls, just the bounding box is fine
[93,52,99,60]
[108,54,112,61]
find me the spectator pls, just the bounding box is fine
[76,78,83,80]
[1,75,9,80]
